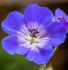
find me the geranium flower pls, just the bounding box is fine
[53,8,68,30]
[1,4,66,64]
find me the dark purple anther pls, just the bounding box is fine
[29,29,39,37]
[57,16,65,20]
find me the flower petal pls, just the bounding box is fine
[46,21,66,47]
[24,4,53,25]
[40,7,53,25]
[61,19,68,30]
[1,11,24,34]
[16,46,29,55]
[55,8,66,17]
[26,45,53,64]
[2,35,18,55]
[2,35,29,55]
[65,16,68,30]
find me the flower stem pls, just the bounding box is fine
[39,64,53,70]
[39,64,46,70]
[43,64,46,70]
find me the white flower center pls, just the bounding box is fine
[17,22,49,51]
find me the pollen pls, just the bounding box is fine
[25,36,39,45]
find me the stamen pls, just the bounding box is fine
[29,29,39,37]
[24,29,40,45]
[57,16,65,20]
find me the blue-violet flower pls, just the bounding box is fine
[53,8,68,30]
[1,4,66,64]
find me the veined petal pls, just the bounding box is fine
[26,45,53,64]
[2,35,29,55]
[1,11,24,34]
[24,4,53,25]
[46,21,66,47]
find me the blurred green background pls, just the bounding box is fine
[0,0,68,70]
